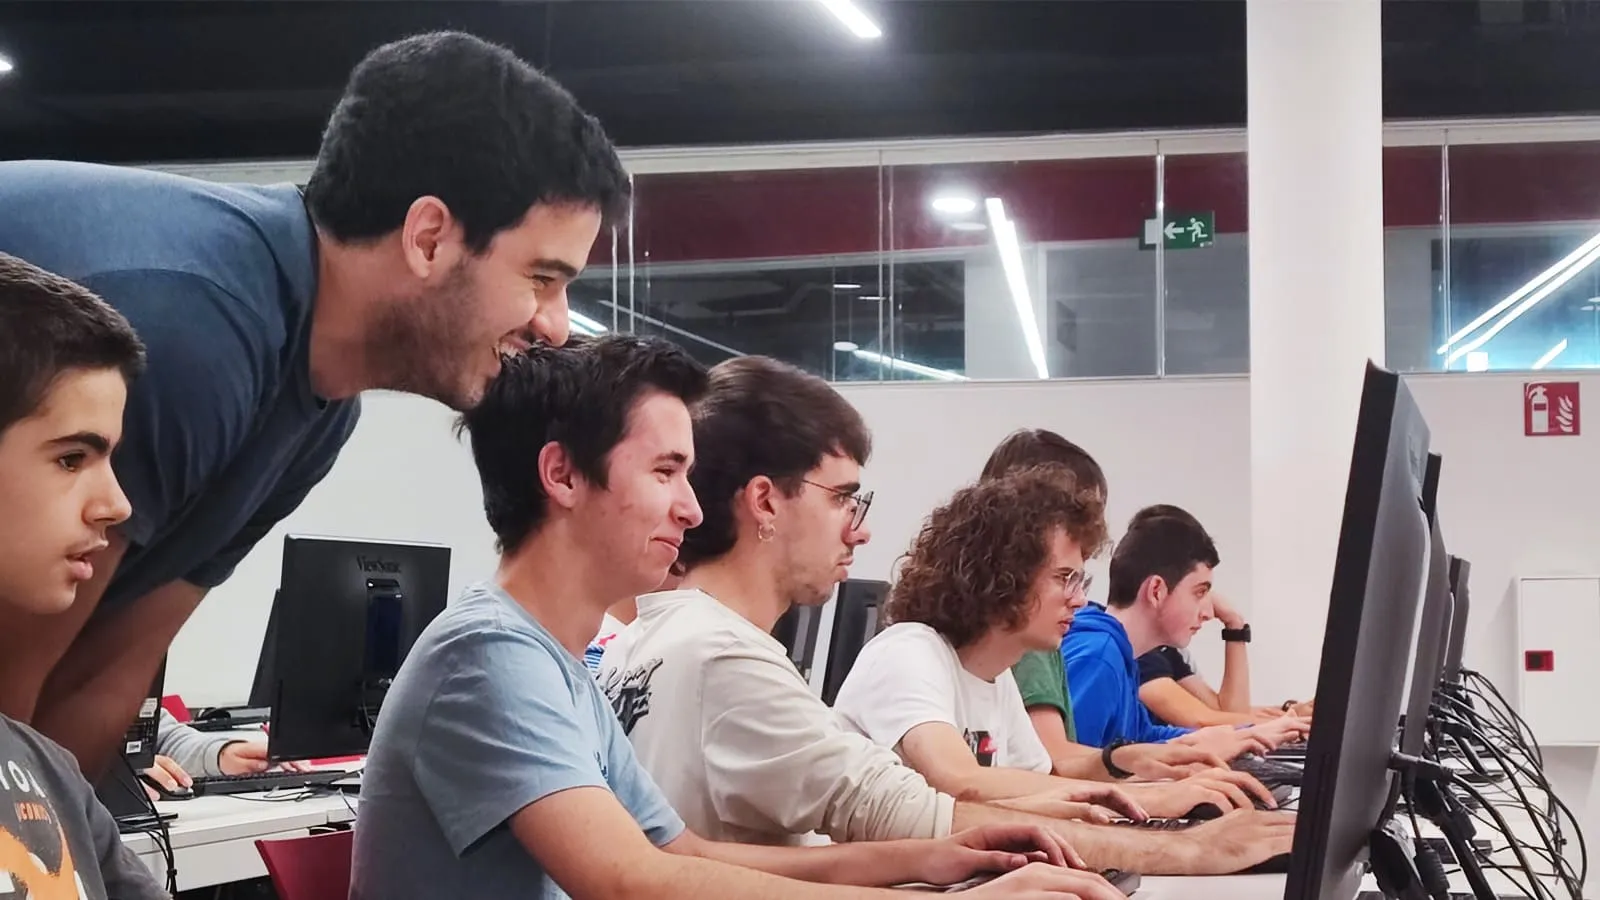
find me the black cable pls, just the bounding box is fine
[1440,705,1583,894]
[114,756,178,894]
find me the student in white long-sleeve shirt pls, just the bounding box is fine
[598,356,1290,877]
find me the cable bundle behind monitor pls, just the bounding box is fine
[1411,665,1587,899]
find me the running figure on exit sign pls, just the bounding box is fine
[1525,382,1580,436]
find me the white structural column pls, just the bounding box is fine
[1247,0,1387,701]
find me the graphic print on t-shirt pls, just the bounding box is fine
[0,757,88,899]
[963,730,997,767]
[601,658,665,735]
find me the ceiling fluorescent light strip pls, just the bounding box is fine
[985,198,1050,379]
[1446,242,1600,367]
[853,348,967,382]
[1438,230,1600,355]
[817,0,882,39]
[1532,339,1569,371]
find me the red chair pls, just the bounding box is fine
[254,828,353,900]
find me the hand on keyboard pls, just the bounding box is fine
[961,863,1128,899]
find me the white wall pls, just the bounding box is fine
[166,370,1600,883]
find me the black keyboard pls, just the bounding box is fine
[192,769,350,796]
[1233,753,1305,788]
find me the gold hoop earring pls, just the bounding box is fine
[757,523,776,542]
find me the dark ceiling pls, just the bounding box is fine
[2,0,1600,164]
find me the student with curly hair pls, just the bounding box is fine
[832,470,1296,876]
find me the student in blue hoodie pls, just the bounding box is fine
[1062,515,1307,753]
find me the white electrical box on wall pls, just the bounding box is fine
[1515,575,1600,747]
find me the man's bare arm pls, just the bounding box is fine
[1214,641,1252,713]
[900,721,1089,802]
[515,786,978,899]
[1024,708,1119,782]
[1139,679,1256,728]
[0,536,126,725]
[952,802,1294,877]
[33,533,207,775]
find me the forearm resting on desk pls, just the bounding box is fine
[517,789,911,899]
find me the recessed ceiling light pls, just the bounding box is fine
[858,295,885,301]
[817,0,883,40]
[951,221,989,233]
[833,340,860,352]
[0,55,14,76]
[931,195,978,216]
[833,282,862,291]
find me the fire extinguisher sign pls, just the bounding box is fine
[1524,382,1581,437]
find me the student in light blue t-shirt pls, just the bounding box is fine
[352,336,1114,900]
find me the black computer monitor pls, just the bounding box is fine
[821,579,888,706]
[1442,556,1472,684]
[247,589,282,709]
[1285,362,1433,900]
[1401,509,1454,757]
[261,534,450,762]
[772,603,823,682]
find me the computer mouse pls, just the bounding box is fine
[1184,801,1224,820]
[138,773,195,801]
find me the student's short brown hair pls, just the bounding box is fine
[887,467,1109,649]
[1127,503,1203,534]
[0,253,145,437]
[980,429,1107,498]
[1107,515,1219,610]
[677,355,871,571]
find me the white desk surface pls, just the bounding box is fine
[113,758,1570,897]
[121,792,356,891]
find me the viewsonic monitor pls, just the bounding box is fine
[261,535,450,761]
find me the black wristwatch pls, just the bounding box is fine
[1221,624,1252,643]
[1102,739,1135,779]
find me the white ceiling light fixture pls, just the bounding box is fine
[1444,240,1600,368]
[0,55,13,76]
[817,0,883,39]
[853,348,967,382]
[931,194,978,216]
[1532,339,1569,371]
[984,197,1050,379]
[1438,231,1600,357]
[832,340,860,352]
[833,282,863,291]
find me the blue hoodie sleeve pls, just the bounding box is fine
[1062,650,1124,748]
[1133,702,1195,743]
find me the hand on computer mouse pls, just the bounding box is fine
[141,755,193,801]
[1168,809,1297,876]
[914,823,1082,886]
[1124,775,1253,819]
[963,863,1125,899]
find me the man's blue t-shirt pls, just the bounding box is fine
[351,581,685,900]
[0,160,360,606]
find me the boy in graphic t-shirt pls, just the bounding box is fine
[0,253,166,899]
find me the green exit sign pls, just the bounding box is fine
[1139,211,1215,250]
